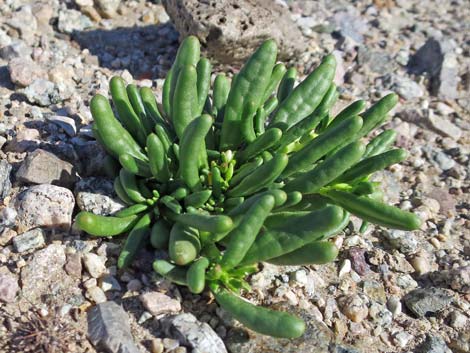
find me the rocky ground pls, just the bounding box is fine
[0,0,469,352]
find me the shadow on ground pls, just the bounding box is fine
[72,23,179,79]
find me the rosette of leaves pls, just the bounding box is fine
[76,36,420,338]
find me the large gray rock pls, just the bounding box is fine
[14,184,75,233]
[162,0,304,65]
[163,313,227,353]
[16,149,77,188]
[87,301,140,353]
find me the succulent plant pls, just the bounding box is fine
[76,36,420,338]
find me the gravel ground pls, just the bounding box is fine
[0,1,469,352]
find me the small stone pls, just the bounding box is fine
[382,230,418,254]
[83,278,97,289]
[338,294,369,323]
[12,228,45,253]
[387,296,402,317]
[86,286,107,303]
[338,259,351,277]
[75,0,94,6]
[6,6,37,44]
[65,252,82,278]
[127,279,143,292]
[57,9,93,34]
[47,116,77,137]
[0,40,32,60]
[95,0,121,18]
[332,8,368,43]
[0,228,16,247]
[140,292,181,316]
[14,184,75,233]
[449,311,468,330]
[391,75,424,100]
[417,335,451,353]
[0,160,12,201]
[162,313,227,353]
[4,128,41,153]
[0,273,19,303]
[150,338,164,353]
[393,331,413,348]
[88,301,140,353]
[100,275,121,292]
[8,57,46,87]
[397,274,418,289]
[138,311,153,324]
[427,110,462,141]
[75,177,124,216]
[363,280,386,304]
[404,287,454,318]
[24,79,61,106]
[409,254,431,275]
[16,149,77,188]
[368,302,392,327]
[348,247,370,275]
[83,253,107,278]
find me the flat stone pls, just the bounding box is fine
[20,244,82,305]
[88,301,140,353]
[0,273,19,303]
[140,292,181,316]
[83,253,107,278]
[404,287,454,318]
[47,115,77,137]
[163,313,227,353]
[75,177,124,216]
[427,110,462,140]
[16,149,77,188]
[12,228,46,253]
[331,8,368,43]
[14,184,75,233]
[8,57,46,87]
[0,160,12,202]
[162,0,303,65]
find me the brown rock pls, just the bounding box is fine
[16,149,77,188]
[8,57,46,87]
[162,0,304,65]
[65,252,82,278]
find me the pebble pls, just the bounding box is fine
[382,230,418,254]
[8,57,46,87]
[338,294,369,323]
[83,253,107,278]
[0,228,16,247]
[418,335,451,353]
[338,259,351,277]
[393,331,413,348]
[57,9,93,34]
[0,273,19,303]
[75,177,125,216]
[404,287,454,317]
[448,311,468,329]
[0,161,12,201]
[140,291,181,316]
[387,296,402,317]
[47,115,77,137]
[24,79,61,106]
[409,253,431,275]
[99,274,121,292]
[397,274,418,289]
[12,228,45,253]
[86,286,107,303]
[348,247,370,275]
[162,313,227,353]
[163,338,180,351]
[138,311,153,324]
[87,301,140,353]
[16,149,77,188]
[391,75,424,100]
[150,338,164,353]
[14,184,75,233]
[95,0,121,18]
[427,110,462,141]
[368,302,393,327]
[65,252,82,278]
[0,207,16,228]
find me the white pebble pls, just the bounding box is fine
[339,259,351,277]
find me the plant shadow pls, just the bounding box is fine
[72,23,179,79]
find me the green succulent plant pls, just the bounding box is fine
[76,36,421,338]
